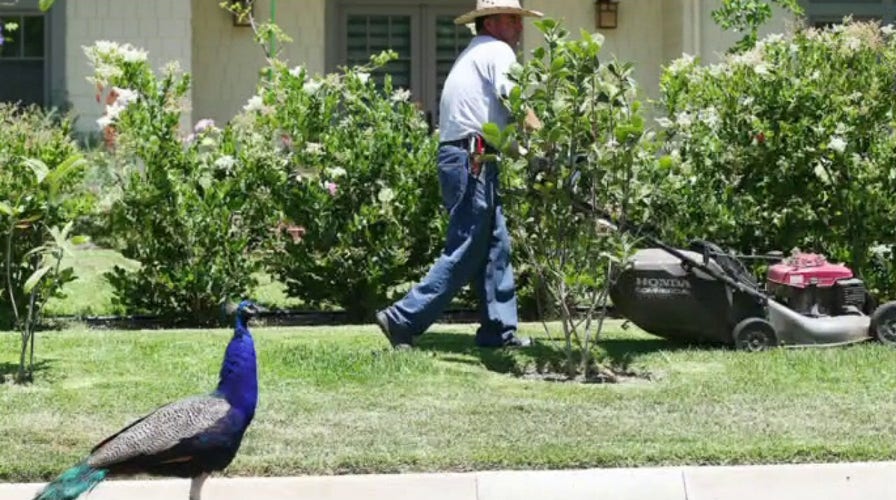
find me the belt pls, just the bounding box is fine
[439,135,497,154]
[439,134,496,177]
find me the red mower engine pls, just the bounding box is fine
[766,253,869,316]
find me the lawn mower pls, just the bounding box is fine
[522,155,896,351]
[608,234,896,351]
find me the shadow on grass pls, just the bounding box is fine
[0,359,53,384]
[416,330,717,378]
[599,336,717,372]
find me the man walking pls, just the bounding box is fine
[375,0,542,349]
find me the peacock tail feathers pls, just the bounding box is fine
[32,462,107,500]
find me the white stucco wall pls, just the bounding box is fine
[191,0,326,127]
[65,0,192,134]
[522,0,796,102]
[60,0,799,133]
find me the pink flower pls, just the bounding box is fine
[194,118,216,133]
[325,181,338,196]
[287,225,306,243]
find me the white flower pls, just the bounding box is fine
[668,53,695,74]
[92,40,118,55]
[763,33,784,45]
[707,64,727,78]
[93,64,123,85]
[730,47,763,67]
[104,101,126,121]
[120,45,148,63]
[698,106,720,129]
[813,162,831,184]
[391,89,411,102]
[303,79,322,94]
[378,187,395,203]
[215,155,236,170]
[289,65,304,77]
[754,63,770,76]
[325,166,347,178]
[112,87,139,106]
[675,111,693,128]
[882,25,895,37]
[356,72,370,84]
[841,36,862,53]
[96,114,114,129]
[828,136,847,153]
[304,142,323,155]
[243,95,264,112]
[655,117,674,128]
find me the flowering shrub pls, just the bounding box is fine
[86,41,285,321]
[659,20,896,297]
[247,52,443,320]
[493,20,663,378]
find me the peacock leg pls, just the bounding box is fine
[189,473,209,500]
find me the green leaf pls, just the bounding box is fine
[0,201,14,217]
[23,158,49,184]
[44,155,87,193]
[38,0,55,11]
[481,122,503,148]
[24,266,52,293]
[71,235,91,246]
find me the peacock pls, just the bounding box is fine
[33,300,261,500]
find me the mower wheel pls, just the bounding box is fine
[733,318,777,352]
[870,301,896,346]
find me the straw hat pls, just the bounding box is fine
[454,0,544,25]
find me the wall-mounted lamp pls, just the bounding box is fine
[231,0,254,27]
[595,0,619,29]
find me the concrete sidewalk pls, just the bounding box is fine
[5,461,896,500]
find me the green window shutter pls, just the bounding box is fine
[434,15,473,116]
[0,14,46,106]
[805,0,896,25]
[346,14,412,90]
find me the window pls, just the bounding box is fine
[0,13,46,106]
[803,0,896,27]
[328,1,475,128]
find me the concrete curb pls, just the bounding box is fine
[4,461,896,500]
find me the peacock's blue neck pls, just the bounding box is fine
[216,316,258,420]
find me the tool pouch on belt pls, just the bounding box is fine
[468,134,485,178]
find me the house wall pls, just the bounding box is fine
[65,0,192,133]
[191,0,327,127]
[522,0,794,101]
[59,0,796,133]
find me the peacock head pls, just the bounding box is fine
[222,300,263,326]
[236,300,261,320]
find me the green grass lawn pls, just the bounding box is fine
[2,321,896,481]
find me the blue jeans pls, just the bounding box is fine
[381,144,518,346]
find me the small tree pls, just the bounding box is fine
[712,0,804,52]
[1,155,87,383]
[490,19,663,379]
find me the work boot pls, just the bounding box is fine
[375,309,414,349]
[502,335,534,348]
